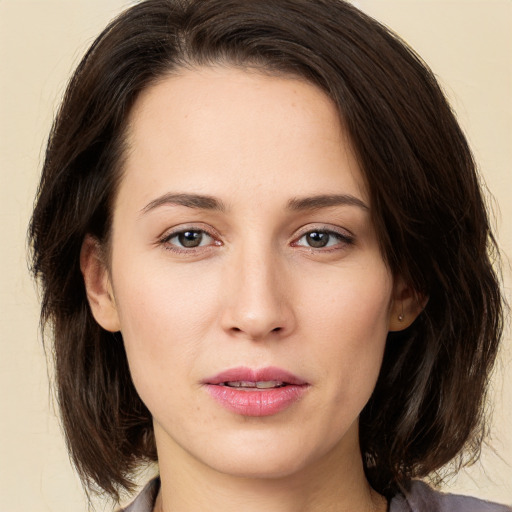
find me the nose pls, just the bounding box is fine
[220,246,296,341]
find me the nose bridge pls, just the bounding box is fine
[221,238,293,340]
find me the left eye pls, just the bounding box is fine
[166,229,214,248]
[295,230,349,249]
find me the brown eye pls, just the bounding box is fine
[305,231,330,248]
[294,229,354,250]
[164,229,214,249]
[178,230,204,248]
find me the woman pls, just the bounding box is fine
[29,0,510,511]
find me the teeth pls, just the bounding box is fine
[256,381,284,389]
[224,381,285,389]
[226,381,255,388]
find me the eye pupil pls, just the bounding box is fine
[178,231,203,247]
[306,231,329,248]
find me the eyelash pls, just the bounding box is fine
[159,226,221,254]
[158,226,354,254]
[292,228,354,252]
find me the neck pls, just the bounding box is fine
[153,424,386,512]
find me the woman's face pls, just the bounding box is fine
[85,67,408,479]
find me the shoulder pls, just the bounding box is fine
[117,478,160,512]
[390,480,512,512]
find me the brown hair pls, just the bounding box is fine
[29,0,504,501]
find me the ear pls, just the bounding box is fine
[388,276,427,332]
[80,235,121,332]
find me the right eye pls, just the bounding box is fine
[161,228,218,251]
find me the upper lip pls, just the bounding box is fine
[203,366,308,386]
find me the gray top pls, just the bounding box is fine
[120,478,511,512]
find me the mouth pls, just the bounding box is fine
[203,366,308,387]
[203,366,309,417]
[219,380,288,389]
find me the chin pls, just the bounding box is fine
[197,427,342,481]
[208,451,310,480]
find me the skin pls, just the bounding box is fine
[81,66,420,512]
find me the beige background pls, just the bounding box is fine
[0,0,510,510]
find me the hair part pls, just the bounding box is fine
[29,0,503,501]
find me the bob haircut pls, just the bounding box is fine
[29,0,503,501]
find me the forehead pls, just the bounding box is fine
[120,66,367,208]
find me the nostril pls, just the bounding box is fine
[272,327,282,332]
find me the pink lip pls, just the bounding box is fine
[203,366,309,417]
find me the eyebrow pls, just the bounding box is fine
[140,193,227,214]
[140,192,369,215]
[287,194,369,211]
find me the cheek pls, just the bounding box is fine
[303,261,392,337]
[110,255,222,391]
[300,264,392,398]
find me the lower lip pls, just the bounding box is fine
[205,384,308,417]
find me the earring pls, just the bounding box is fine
[398,302,404,322]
